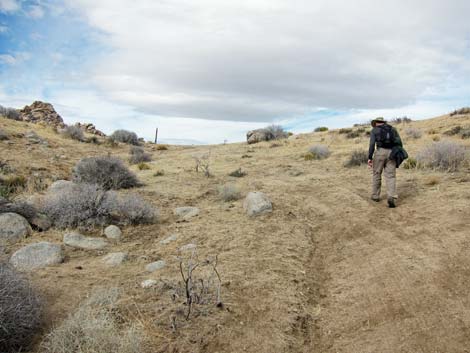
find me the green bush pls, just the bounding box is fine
[314,126,328,132]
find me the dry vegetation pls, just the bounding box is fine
[0,111,470,353]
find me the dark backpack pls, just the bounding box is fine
[377,124,396,148]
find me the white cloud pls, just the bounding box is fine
[0,25,8,33]
[0,52,31,65]
[0,54,16,65]
[65,0,470,122]
[0,0,19,12]
[27,5,45,19]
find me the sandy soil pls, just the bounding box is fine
[1,114,470,352]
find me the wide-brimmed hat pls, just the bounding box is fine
[371,117,386,126]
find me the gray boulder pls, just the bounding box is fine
[0,213,32,244]
[10,242,64,271]
[246,129,273,144]
[141,279,157,288]
[160,234,177,245]
[145,260,166,272]
[243,192,273,216]
[174,207,199,221]
[104,225,122,240]
[63,232,107,250]
[102,252,128,267]
[179,243,197,252]
[30,214,52,231]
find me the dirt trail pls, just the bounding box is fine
[301,165,470,353]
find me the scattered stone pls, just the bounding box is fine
[174,207,200,221]
[243,192,273,216]
[10,242,64,271]
[145,260,166,272]
[102,252,128,267]
[63,232,107,250]
[179,243,197,252]
[0,213,32,244]
[25,131,47,145]
[160,234,178,245]
[74,122,106,137]
[104,225,122,240]
[30,214,52,231]
[141,279,157,288]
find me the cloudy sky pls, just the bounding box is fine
[1,0,469,144]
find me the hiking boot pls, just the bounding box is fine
[371,197,380,202]
[387,197,396,208]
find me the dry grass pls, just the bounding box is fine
[217,184,242,202]
[41,287,147,353]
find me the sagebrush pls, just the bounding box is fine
[73,156,139,190]
[0,105,21,120]
[109,130,140,145]
[41,287,146,353]
[129,146,151,165]
[344,150,368,167]
[42,183,157,229]
[61,125,84,141]
[0,263,42,352]
[307,145,331,160]
[405,128,423,139]
[218,184,242,202]
[416,141,467,172]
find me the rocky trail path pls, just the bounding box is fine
[295,166,470,353]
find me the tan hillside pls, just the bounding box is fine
[1,112,470,353]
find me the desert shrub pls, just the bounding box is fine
[265,124,289,140]
[153,170,164,177]
[129,146,151,165]
[432,135,441,142]
[61,125,84,141]
[402,157,417,169]
[156,144,168,150]
[307,145,331,160]
[73,156,139,190]
[104,138,119,148]
[346,130,361,139]
[241,154,252,159]
[42,183,156,229]
[109,129,139,145]
[0,105,21,120]
[344,150,368,167]
[41,287,146,353]
[338,128,353,134]
[416,141,467,172]
[0,263,42,352]
[450,107,470,116]
[218,184,242,202]
[459,128,470,139]
[228,168,246,177]
[314,126,328,132]
[427,128,438,135]
[137,162,150,170]
[270,142,282,148]
[443,126,462,136]
[405,127,423,139]
[390,116,412,124]
[0,129,9,141]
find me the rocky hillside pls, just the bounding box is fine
[0,110,470,353]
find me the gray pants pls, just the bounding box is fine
[372,148,397,200]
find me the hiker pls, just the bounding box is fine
[367,117,403,208]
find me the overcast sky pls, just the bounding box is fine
[1,0,469,143]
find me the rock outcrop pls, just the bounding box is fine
[74,122,106,137]
[246,129,273,144]
[19,101,65,129]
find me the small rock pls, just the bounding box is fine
[179,243,197,252]
[102,252,128,267]
[141,279,157,288]
[63,232,107,250]
[104,225,122,240]
[10,242,64,271]
[30,214,52,231]
[145,260,166,272]
[243,192,273,216]
[160,234,178,245]
[174,207,199,221]
[0,213,32,244]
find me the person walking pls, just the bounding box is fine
[367,117,403,208]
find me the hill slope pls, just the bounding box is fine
[1,113,470,352]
